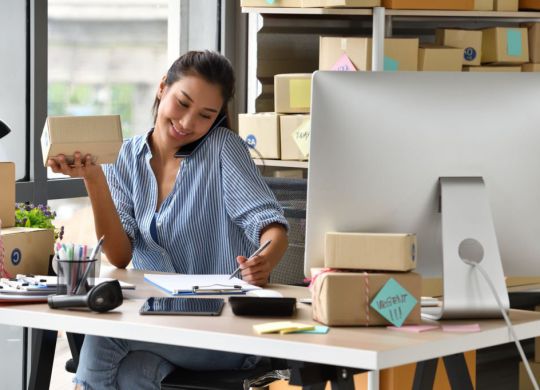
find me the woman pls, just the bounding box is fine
[48,50,289,390]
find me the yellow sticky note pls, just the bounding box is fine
[279,324,316,334]
[253,321,315,335]
[289,79,311,109]
[292,118,310,158]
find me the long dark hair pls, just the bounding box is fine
[152,50,235,128]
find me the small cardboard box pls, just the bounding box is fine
[241,0,303,6]
[482,27,529,64]
[519,360,540,390]
[494,0,519,10]
[312,271,421,326]
[475,0,494,9]
[1,227,54,276]
[418,46,463,71]
[435,29,483,66]
[325,232,416,271]
[319,37,418,71]
[522,63,540,71]
[238,113,281,159]
[280,115,309,161]
[302,0,380,7]
[383,0,474,10]
[0,162,15,228]
[41,115,123,167]
[520,0,540,9]
[274,74,312,114]
[464,65,522,71]
[524,23,540,63]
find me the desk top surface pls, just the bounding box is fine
[2,267,540,370]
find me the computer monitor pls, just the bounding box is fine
[305,71,540,319]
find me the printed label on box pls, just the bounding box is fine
[507,29,523,57]
[370,278,417,327]
[331,53,357,71]
[292,119,311,158]
[289,79,311,109]
[464,47,477,61]
[245,134,257,149]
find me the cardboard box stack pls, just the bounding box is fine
[238,113,282,160]
[311,232,421,326]
[0,163,54,277]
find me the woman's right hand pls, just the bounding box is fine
[47,152,101,180]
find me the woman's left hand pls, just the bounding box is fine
[235,254,273,287]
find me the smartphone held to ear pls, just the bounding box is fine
[174,113,227,158]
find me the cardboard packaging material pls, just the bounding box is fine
[269,350,476,390]
[319,37,419,71]
[435,29,483,66]
[418,46,463,71]
[241,0,303,6]
[324,232,416,271]
[238,113,281,159]
[519,360,540,390]
[280,115,309,161]
[494,0,519,9]
[525,23,540,63]
[312,271,421,326]
[464,65,521,71]
[274,74,312,114]
[383,0,474,10]
[1,227,54,277]
[0,162,15,228]
[475,0,494,9]
[520,0,540,9]
[302,0,380,7]
[522,63,540,71]
[482,27,529,64]
[41,115,123,167]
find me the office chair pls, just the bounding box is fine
[66,177,309,390]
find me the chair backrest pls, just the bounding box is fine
[264,177,307,286]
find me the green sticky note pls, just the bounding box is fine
[370,278,417,327]
[266,0,276,3]
[507,29,522,57]
[289,79,311,109]
[292,118,311,158]
[384,56,399,72]
[293,325,329,334]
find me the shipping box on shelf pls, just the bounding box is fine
[269,350,476,390]
[435,29,483,66]
[383,0,475,10]
[0,162,15,228]
[311,271,421,326]
[522,63,540,71]
[464,65,522,71]
[520,0,540,9]
[238,113,281,159]
[475,0,494,10]
[324,232,416,271]
[1,227,54,276]
[301,0,380,7]
[418,46,463,71]
[482,27,529,64]
[241,0,303,6]
[494,0,519,10]
[274,74,312,114]
[519,360,540,390]
[319,37,419,71]
[41,115,123,167]
[280,115,309,161]
[524,23,540,63]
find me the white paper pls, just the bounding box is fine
[143,274,261,295]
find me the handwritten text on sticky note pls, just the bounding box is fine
[292,118,310,158]
[370,278,417,327]
[331,53,357,72]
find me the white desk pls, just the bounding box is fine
[2,267,540,389]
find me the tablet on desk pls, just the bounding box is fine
[139,297,224,316]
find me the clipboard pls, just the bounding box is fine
[144,274,261,296]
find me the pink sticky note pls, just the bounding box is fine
[387,325,439,333]
[331,53,357,72]
[442,324,481,333]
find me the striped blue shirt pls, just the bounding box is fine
[102,126,288,274]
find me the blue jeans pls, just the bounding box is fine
[74,335,263,390]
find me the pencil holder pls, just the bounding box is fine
[56,259,97,295]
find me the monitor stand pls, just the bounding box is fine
[422,177,509,320]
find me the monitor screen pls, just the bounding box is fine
[305,71,540,281]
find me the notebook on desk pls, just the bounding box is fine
[143,274,261,295]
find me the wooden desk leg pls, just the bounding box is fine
[412,358,438,390]
[442,353,474,390]
[27,328,57,390]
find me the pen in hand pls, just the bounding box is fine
[228,239,272,280]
